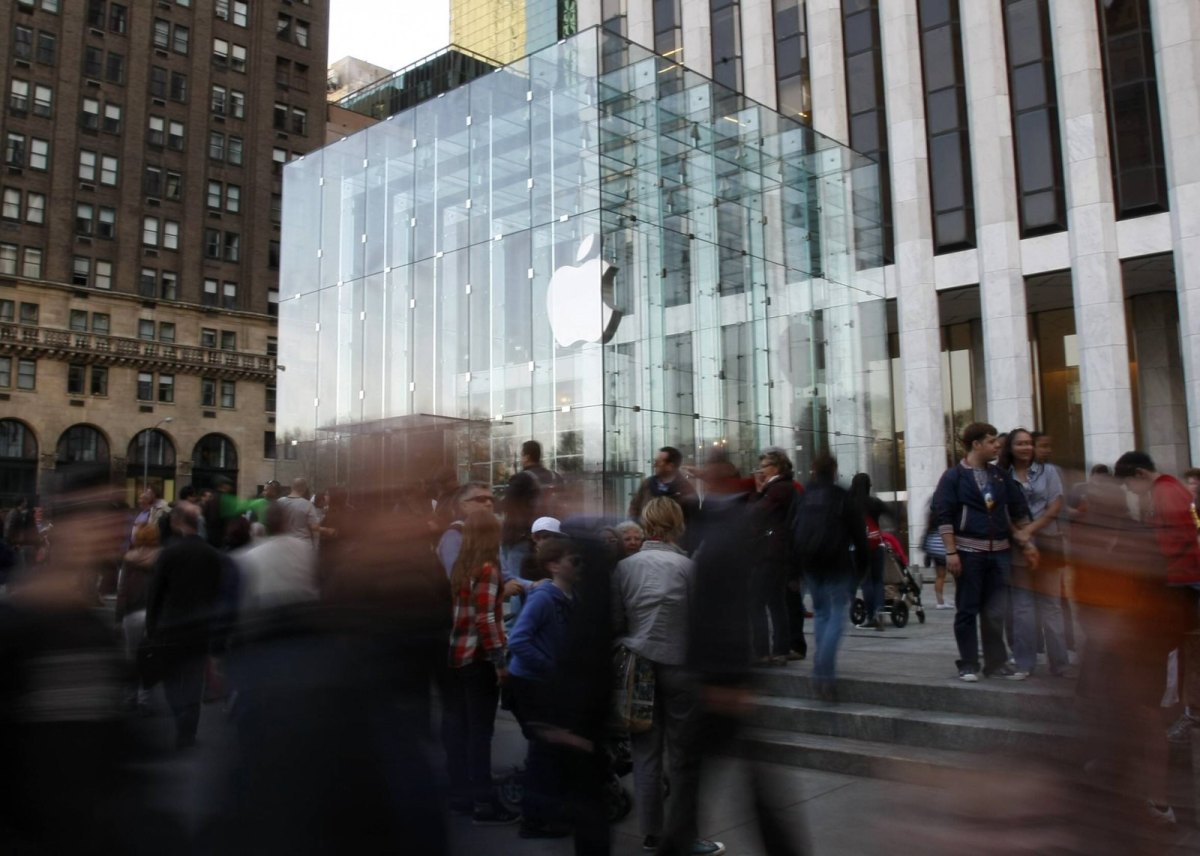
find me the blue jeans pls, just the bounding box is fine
[810,576,850,685]
[1011,570,1069,674]
[954,551,1010,674]
[860,548,885,620]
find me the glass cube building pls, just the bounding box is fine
[277,28,893,511]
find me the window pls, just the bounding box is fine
[264,432,276,459]
[277,13,292,40]
[841,0,892,265]
[100,155,118,186]
[270,193,282,224]
[268,239,280,269]
[167,120,184,151]
[18,302,37,325]
[81,97,99,129]
[204,229,220,259]
[207,181,221,209]
[97,207,115,239]
[222,282,237,310]
[143,165,162,197]
[201,327,217,348]
[138,267,156,297]
[208,131,225,161]
[291,107,307,136]
[203,279,218,307]
[30,137,48,170]
[272,147,287,176]
[223,234,239,263]
[231,44,246,72]
[137,372,153,401]
[79,149,96,181]
[0,243,16,274]
[211,85,227,115]
[1097,0,1169,217]
[163,220,179,250]
[710,0,742,91]
[32,84,51,117]
[148,115,165,146]
[172,24,189,55]
[21,247,40,278]
[216,0,248,25]
[265,386,276,412]
[225,184,240,213]
[17,359,35,391]
[295,20,309,47]
[103,104,121,133]
[142,216,159,246]
[153,18,170,49]
[24,191,42,225]
[228,136,243,165]
[1,189,19,220]
[273,101,288,131]
[0,357,9,389]
[83,46,103,77]
[158,374,174,403]
[68,364,85,395]
[14,25,32,60]
[95,260,111,289]
[0,299,10,321]
[91,313,109,334]
[138,319,155,340]
[220,330,236,350]
[266,336,277,357]
[918,0,975,252]
[69,309,87,331]
[159,322,175,344]
[72,257,89,286]
[213,37,229,65]
[109,4,126,34]
[201,378,216,407]
[90,366,107,395]
[86,0,104,27]
[229,89,245,118]
[170,72,187,102]
[76,203,94,236]
[4,133,25,167]
[220,380,235,408]
[267,289,279,317]
[165,171,181,201]
[161,271,177,300]
[35,31,55,65]
[105,52,123,84]
[10,79,29,112]
[150,66,167,99]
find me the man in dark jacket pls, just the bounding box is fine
[628,446,697,524]
[501,440,562,588]
[932,422,1034,682]
[796,453,867,702]
[146,502,223,747]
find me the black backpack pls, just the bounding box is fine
[789,484,847,564]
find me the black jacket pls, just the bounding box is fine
[750,476,797,567]
[628,474,698,522]
[146,534,223,647]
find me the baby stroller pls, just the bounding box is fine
[851,534,926,628]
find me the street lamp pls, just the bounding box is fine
[142,417,173,494]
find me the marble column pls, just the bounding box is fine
[960,0,1035,431]
[879,0,947,558]
[1150,0,1200,463]
[1049,0,1136,466]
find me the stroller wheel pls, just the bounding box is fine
[891,600,910,628]
[850,598,867,626]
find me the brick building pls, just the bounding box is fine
[0,0,328,506]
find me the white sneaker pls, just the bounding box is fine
[1007,670,1030,681]
[935,603,953,610]
[958,669,979,683]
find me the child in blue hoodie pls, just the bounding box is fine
[507,537,579,839]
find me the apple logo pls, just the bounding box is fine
[546,234,622,348]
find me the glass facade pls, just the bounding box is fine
[278,28,890,513]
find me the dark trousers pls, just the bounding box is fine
[860,548,885,619]
[510,675,563,825]
[751,562,789,658]
[953,550,1010,673]
[163,650,207,746]
[443,660,499,803]
[785,581,807,655]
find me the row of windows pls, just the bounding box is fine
[215,1,249,27]
[81,98,122,133]
[15,1,61,15]
[72,257,113,289]
[79,150,119,185]
[82,47,126,83]
[0,188,45,223]
[75,203,117,239]
[3,133,48,170]
[212,38,248,72]
[147,115,186,150]
[151,18,190,55]
[12,25,56,65]
[272,102,308,136]
[0,360,241,410]
[211,85,246,118]
[0,357,37,391]
[0,243,42,278]
[85,1,129,35]
[8,79,52,116]
[0,300,41,325]
[149,66,189,103]
[276,14,311,49]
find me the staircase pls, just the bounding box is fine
[738,650,1083,784]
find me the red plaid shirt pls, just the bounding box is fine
[448,561,507,669]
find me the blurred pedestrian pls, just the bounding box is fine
[116,522,161,712]
[444,509,517,824]
[849,472,890,631]
[749,448,796,666]
[501,440,563,583]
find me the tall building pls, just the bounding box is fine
[325,55,391,103]
[577,0,1200,547]
[450,0,576,64]
[0,0,328,506]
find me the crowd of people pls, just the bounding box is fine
[1,427,1199,852]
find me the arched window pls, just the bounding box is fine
[0,419,38,506]
[126,429,177,501]
[191,433,238,492]
[56,424,110,466]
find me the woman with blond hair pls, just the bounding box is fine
[443,509,517,824]
[612,496,724,856]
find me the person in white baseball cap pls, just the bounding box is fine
[530,517,563,539]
